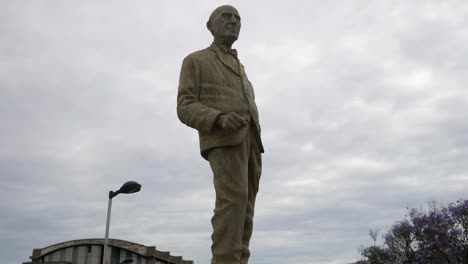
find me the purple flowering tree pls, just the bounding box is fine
[359,245,395,264]
[409,204,458,263]
[384,219,420,263]
[359,199,468,264]
[448,200,468,263]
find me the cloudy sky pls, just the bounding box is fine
[1,1,468,263]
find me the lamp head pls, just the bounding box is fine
[119,181,141,194]
[109,181,141,199]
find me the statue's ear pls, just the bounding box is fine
[206,21,212,31]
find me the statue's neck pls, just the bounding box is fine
[213,38,234,49]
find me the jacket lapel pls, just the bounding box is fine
[209,44,240,76]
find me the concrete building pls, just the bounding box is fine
[23,238,193,264]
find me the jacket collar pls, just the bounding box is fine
[209,42,238,56]
[209,43,240,76]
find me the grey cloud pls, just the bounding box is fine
[2,1,468,264]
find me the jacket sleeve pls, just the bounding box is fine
[177,55,223,132]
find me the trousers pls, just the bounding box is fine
[207,125,262,264]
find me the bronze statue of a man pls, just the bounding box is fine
[177,5,264,264]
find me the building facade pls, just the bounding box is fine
[24,238,193,264]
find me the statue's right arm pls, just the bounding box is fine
[177,55,223,133]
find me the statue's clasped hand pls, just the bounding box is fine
[216,112,248,132]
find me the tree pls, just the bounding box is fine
[448,200,468,263]
[384,219,419,263]
[359,199,468,264]
[369,228,381,246]
[359,245,395,264]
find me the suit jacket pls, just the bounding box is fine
[177,43,264,159]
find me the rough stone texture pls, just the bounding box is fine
[177,5,263,264]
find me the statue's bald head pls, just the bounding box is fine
[208,5,239,24]
[206,5,241,46]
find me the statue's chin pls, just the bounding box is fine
[224,35,239,45]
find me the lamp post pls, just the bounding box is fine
[103,181,141,264]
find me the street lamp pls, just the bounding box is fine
[103,181,141,264]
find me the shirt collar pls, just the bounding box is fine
[210,42,238,57]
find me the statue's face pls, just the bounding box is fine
[209,6,241,44]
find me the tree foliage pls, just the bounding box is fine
[359,200,468,264]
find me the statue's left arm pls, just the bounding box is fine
[177,55,223,133]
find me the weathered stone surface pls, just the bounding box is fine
[176,5,263,264]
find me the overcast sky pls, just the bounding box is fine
[1,1,468,264]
